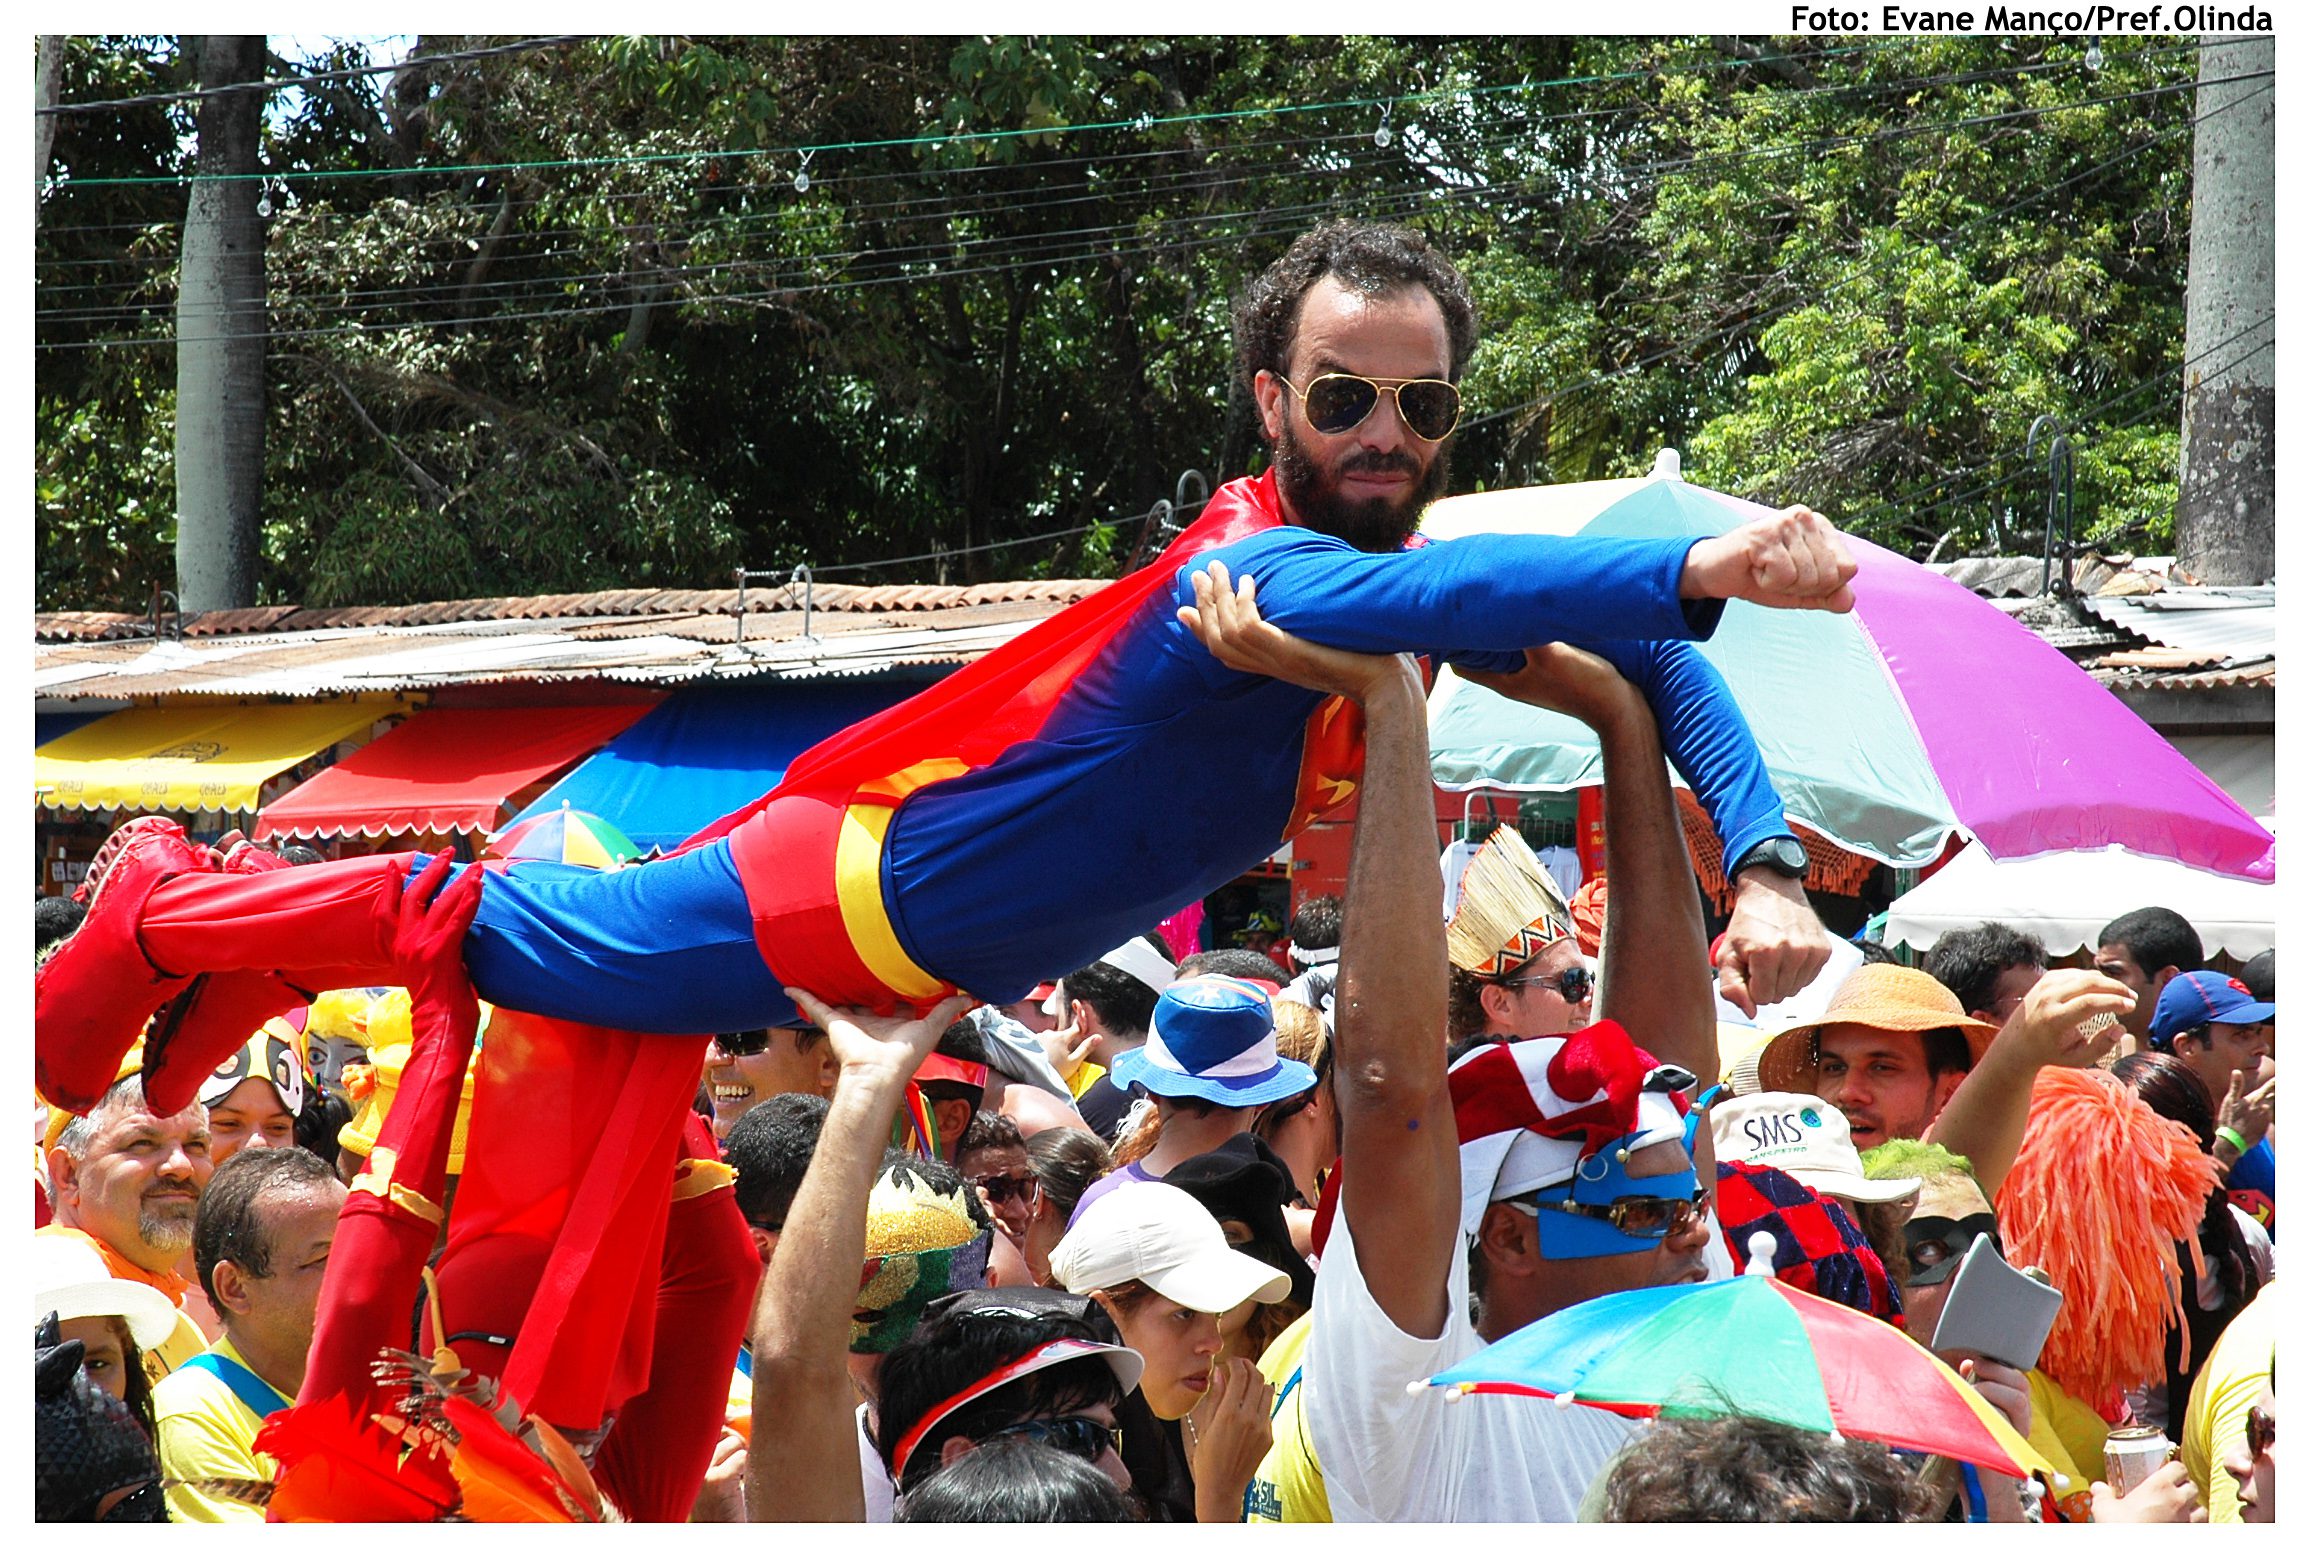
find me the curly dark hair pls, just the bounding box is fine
[1230,221,1479,415]
[1923,921,2046,1016]
[1598,1412,1933,1522]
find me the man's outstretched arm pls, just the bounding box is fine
[1178,563,1456,1337]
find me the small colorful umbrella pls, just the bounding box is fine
[1421,1274,2045,1479]
[1421,467,2274,882]
[483,804,641,870]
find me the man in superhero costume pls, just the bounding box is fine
[37,219,1849,1121]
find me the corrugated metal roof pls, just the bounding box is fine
[2093,659,2276,693]
[2078,587,2277,662]
[32,591,1079,701]
[34,579,1108,644]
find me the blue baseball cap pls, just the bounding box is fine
[1111,975,1316,1107]
[2149,970,2276,1047]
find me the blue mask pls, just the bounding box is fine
[1528,1131,1700,1259]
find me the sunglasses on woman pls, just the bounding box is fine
[1512,1182,1711,1242]
[987,1414,1120,1463]
[2245,1404,2277,1458]
[1275,372,1463,442]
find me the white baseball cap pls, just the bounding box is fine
[1048,1180,1290,1313]
[1710,1092,1922,1204]
[31,1234,182,1351]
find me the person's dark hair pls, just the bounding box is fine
[275,844,327,867]
[2099,907,2204,979]
[1446,967,1496,1043]
[191,1145,338,1309]
[2113,1050,2263,1428]
[923,1021,989,1116]
[1598,1412,1932,1522]
[1920,1027,1973,1080]
[1287,895,1342,952]
[2239,949,2275,1004]
[1175,948,1290,984]
[1026,1128,1114,1220]
[1853,939,1901,965]
[725,1091,828,1232]
[35,894,86,957]
[896,1433,1134,1522]
[1923,922,2046,1015]
[882,1149,994,1235]
[1061,950,1164,1041]
[876,1304,1124,1489]
[294,1087,355,1174]
[1232,220,1479,407]
[958,1110,1024,1162]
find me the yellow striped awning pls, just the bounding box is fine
[34,702,392,815]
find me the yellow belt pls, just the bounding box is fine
[833,760,967,1002]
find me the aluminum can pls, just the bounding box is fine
[2103,1424,2175,1498]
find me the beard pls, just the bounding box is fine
[137,1194,197,1255]
[1272,413,1451,553]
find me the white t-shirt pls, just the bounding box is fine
[1304,1203,1632,1521]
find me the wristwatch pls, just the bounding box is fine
[1730,836,1809,879]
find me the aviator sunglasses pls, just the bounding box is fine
[1275,372,1464,442]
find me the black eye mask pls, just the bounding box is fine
[1902,1213,2002,1285]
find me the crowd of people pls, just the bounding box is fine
[32,220,2276,1523]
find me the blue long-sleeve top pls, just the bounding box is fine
[883,475,1789,999]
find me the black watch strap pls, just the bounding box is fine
[1731,836,1809,878]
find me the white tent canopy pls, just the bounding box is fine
[1885,840,2277,959]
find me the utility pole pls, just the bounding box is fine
[35,37,65,227]
[174,35,268,612]
[2175,35,2275,586]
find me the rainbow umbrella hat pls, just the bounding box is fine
[484,804,642,870]
[1422,1274,2046,1479]
[1420,464,2274,881]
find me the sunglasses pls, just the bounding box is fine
[2246,1404,2277,1458]
[1515,1182,1711,1242]
[1275,372,1463,443]
[712,1027,823,1058]
[971,1172,1041,1208]
[1902,1214,2002,1286]
[987,1414,1120,1464]
[1492,964,1593,1004]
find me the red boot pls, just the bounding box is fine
[35,818,214,1112]
[140,972,313,1119]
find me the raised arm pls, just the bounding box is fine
[1460,647,1715,1084]
[1177,564,1456,1337]
[744,987,971,1523]
[1926,969,2133,1198]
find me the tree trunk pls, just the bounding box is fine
[174,35,268,612]
[34,36,65,227]
[2176,36,2275,586]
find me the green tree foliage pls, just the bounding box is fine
[35,34,2204,611]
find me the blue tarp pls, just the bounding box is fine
[503,677,926,853]
[35,712,108,750]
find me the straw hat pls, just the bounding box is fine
[1754,965,2000,1095]
[1446,828,1575,976]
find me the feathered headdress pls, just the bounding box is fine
[1447,827,1575,976]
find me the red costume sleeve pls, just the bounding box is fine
[588,1113,760,1522]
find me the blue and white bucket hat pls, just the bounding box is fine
[1111,975,1315,1107]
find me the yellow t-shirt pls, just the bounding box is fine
[1244,1311,1331,1523]
[2024,1370,2110,1522]
[153,1336,292,1523]
[1067,1061,1108,1101]
[2182,1282,2277,1523]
